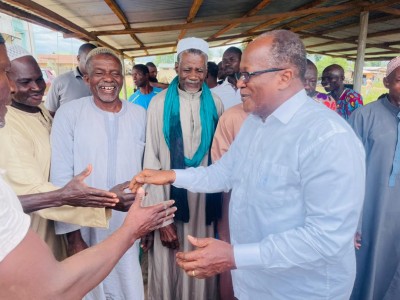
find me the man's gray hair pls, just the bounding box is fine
[177,48,208,66]
[85,47,122,73]
[257,30,306,79]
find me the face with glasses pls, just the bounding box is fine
[237,36,289,119]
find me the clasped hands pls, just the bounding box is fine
[129,169,237,278]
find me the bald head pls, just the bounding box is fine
[237,29,306,120]
[9,55,46,107]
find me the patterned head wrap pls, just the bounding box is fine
[386,57,400,77]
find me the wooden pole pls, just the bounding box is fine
[353,11,369,93]
[120,54,127,100]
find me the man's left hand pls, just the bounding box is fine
[110,181,135,212]
[176,235,236,279]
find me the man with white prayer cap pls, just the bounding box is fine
[141,37,224,300]
[349,56,400,300]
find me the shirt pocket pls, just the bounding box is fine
[252,162,294,208]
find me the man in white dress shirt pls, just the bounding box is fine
[130,30,366,299]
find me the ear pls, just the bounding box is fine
[77,55,81,62]
[83,74,89,85]
[383,76,390,89]
[277,68,294,90]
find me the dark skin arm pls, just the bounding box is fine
[19,165,118,213]
[65,180,138,256]
[0,188,177,300]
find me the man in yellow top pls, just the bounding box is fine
[0,44,129,260]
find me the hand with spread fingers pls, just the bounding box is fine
[176,235,236,279]
[60,164,119,207]
[110,181,135,212]
[129,169,176,193]
[124,187,177,240]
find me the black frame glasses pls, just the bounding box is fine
[235,68,285,83]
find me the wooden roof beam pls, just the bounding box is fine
[3,0,119,53]
[208,0,272,39]
[375,6,400,16]
[176,0,204,49]
[247,0,326,34]
[0,1,74,36]
[103,0,148,55]
[93,3,358,36]
[291,9,361,33]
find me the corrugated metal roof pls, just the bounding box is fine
[0,0,399,60]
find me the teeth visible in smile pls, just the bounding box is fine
[101,86,115,90]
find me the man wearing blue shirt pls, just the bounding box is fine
[130,30,365,299]
[128,64,162,110]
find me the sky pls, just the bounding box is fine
[32,24,83,55]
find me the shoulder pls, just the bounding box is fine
[52,70,74,84]
[210,91,224,115]
[55,96,91,119]
[351,98,383,118]
[153,87,163,93]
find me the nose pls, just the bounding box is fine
[7,76,16,94]
[236,77,246,89]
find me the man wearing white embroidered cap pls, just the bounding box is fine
[142,37,223,300]
[349,56,400,300]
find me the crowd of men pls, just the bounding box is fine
[0,28,399,300]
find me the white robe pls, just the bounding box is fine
[50,96,147,300]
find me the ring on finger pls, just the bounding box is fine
[165,209,169,217]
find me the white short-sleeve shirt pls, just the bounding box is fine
[0,169,30,262]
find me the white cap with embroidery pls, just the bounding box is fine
[6,44,32,61]
[177,37,209,55]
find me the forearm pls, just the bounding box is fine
[56,226,136,298]
[19,190,62,213]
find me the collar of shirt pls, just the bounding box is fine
[382,95,400,117]
[269,89,308,125]
[73,67,84,79]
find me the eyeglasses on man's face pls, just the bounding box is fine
[235,68,285,83]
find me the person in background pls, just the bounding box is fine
[205,61,218,89]
[128,64,162,110]
[217,61,226,85]
[303,59,336,111]
[321,64,363,120]
[212,47,242,110]
[349,56,400,300]
[45,43,97,117]
[146,61,169,89]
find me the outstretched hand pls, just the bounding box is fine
[124,187,177,241]
[110,181,135,212]
[61,164,118,207]
[129,169,176,193]
[176,235,236,279]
